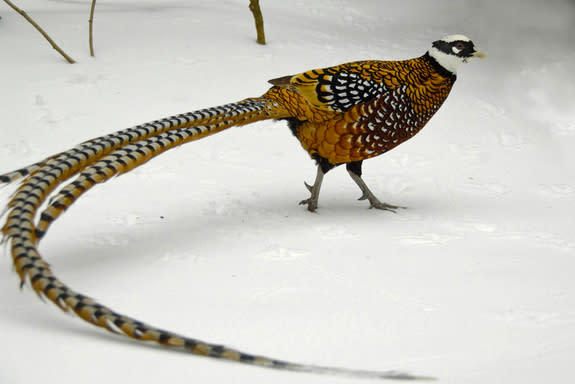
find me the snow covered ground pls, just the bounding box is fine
[1,0,574,383]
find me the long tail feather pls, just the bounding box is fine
[1,97,430,380]
[36,124,220,238]
[1,97,276,186]
[10,232,432,380]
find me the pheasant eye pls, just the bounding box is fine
[451,41,468,55]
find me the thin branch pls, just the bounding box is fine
[89,0,97,56]
[3,0,76,63]
[248,0,266,45]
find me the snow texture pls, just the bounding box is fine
[1,0,574,383]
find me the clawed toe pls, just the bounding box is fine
[367,200,405,212]
[299,198,317,212]
[358,191,405,212]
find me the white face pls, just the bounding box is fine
[428,35,483,75]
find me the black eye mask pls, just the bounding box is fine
[433,39,476,58]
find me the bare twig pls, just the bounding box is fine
[248,0,266,45]
[3,0,76,63]
[89,0,96,56]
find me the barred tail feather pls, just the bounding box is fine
[2,97,284,238]
[11,236,429,380]
[0,97,281,187]
[36,125,221,238]
[2,97,430,380]
[0,163,44,184]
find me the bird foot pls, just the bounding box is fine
[300,181,319,212]
[299,198,318,212]
[358,193,405,212]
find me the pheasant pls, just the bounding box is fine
[0,35,483,380]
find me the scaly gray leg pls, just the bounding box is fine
[346,161,404,212]
[299,166,325,212]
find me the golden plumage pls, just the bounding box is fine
[0,36,483,379]
[262,55,455,184]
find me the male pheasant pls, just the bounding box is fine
[0,35,483,379]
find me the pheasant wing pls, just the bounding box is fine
[269,61,398,112]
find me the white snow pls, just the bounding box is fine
[1,0,574,383]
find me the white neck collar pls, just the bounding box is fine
[428,46,464,75]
